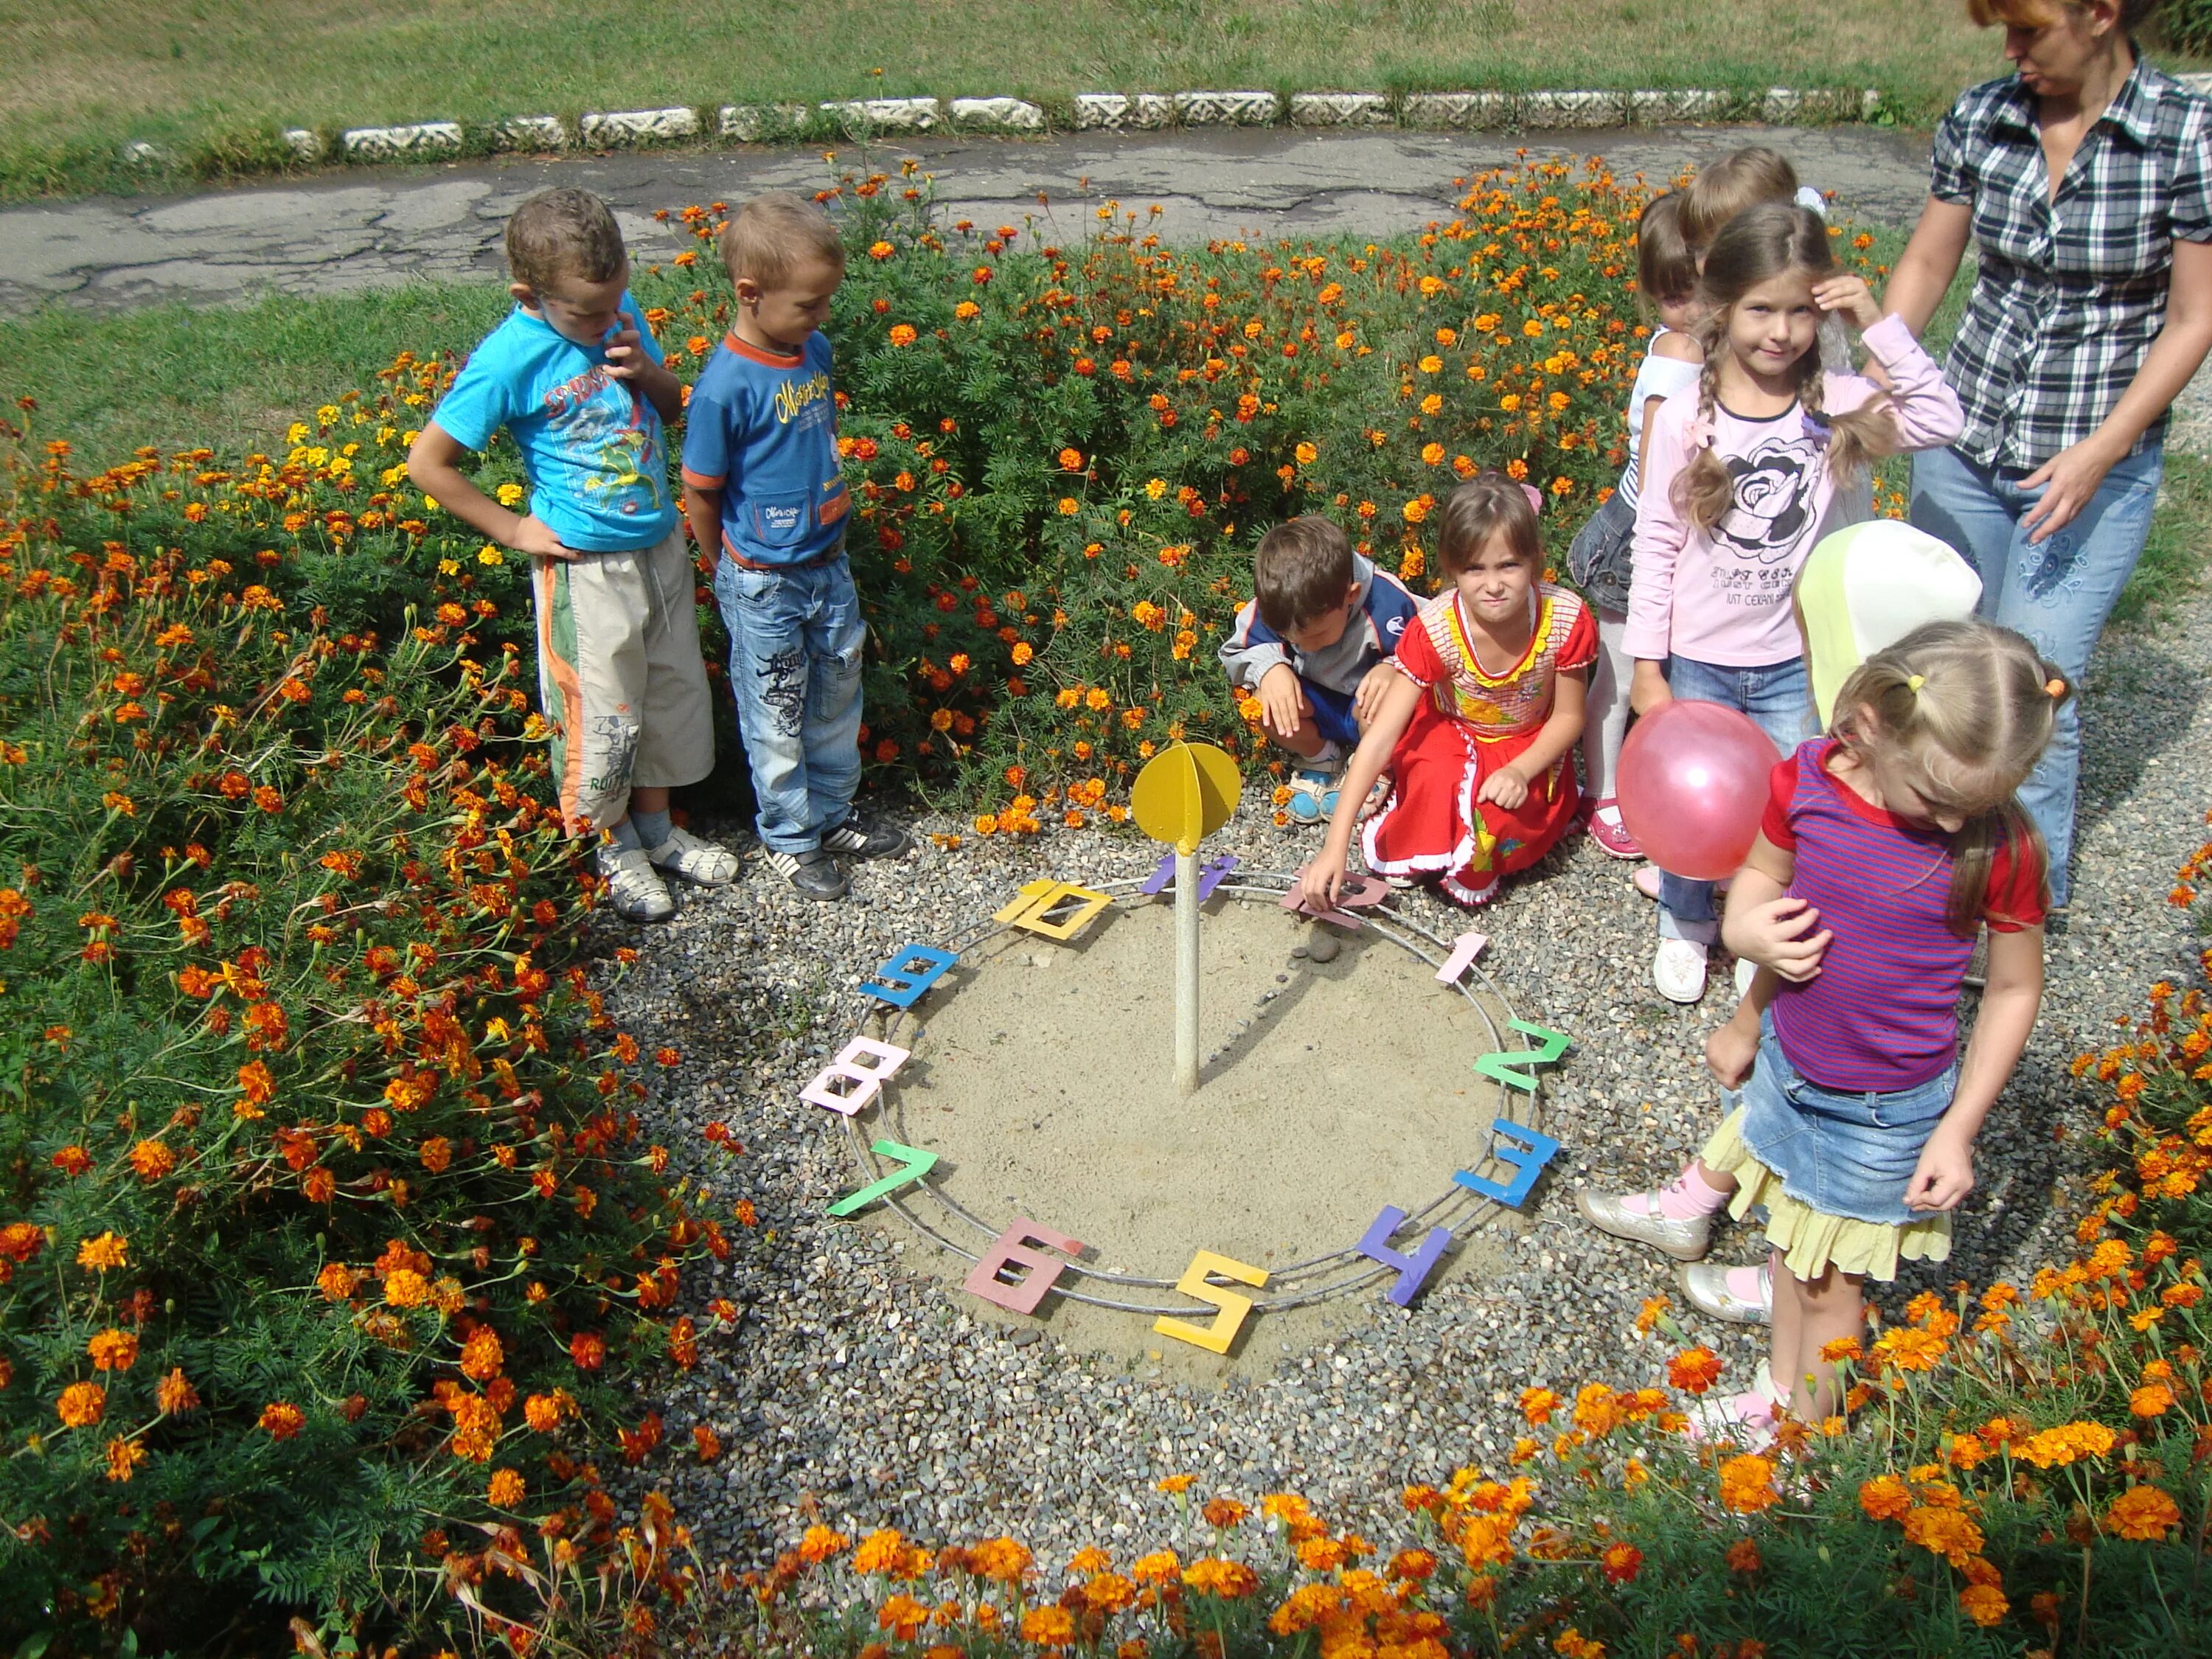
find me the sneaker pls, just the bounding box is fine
[1585,800,1642,860]
[1633,864,1664,900]
[598,844,675,924]
[1652,937,1710,1004]
[766,846,849,901]
[1573,1188,1712,1262]
[821,810,912,860]
[645,824,740,887]
[1680,1259,1773,1326]
[1285,765,1340,823]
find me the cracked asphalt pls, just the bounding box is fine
[0,123,1938,316]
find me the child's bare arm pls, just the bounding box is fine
[1906,925,2042,1212]
[605,310,682,422]
[1476,667,1586,810]
[683,482,723,569]
[406,425,572,560]
[1300,670,1422,907]
[1721,835,1831,981]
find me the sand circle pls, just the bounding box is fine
[835,877,1543,1363]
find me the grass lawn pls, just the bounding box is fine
[6,0,2207,200]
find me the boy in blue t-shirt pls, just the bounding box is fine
[409,187,734,924]
[681,192,908,902]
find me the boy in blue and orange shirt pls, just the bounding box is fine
[682,192,907,901]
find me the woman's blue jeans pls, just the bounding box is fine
[1909,442,2164,909]
[1656,654,1812,945]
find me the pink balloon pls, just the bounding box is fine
[1615,702,1784,883]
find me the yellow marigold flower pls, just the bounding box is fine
[1294,442,1318,465]
[1129,1549,1180,1585]
[2106,1484,2181,1541]
[1183,1557,1259,1598]
[76,1232,128,1271]
[487,1468,527,1509]
[86,1329,137,1372]
[524,1393,561,1433]
[854,1528,907,1575]
[383,1268,428,1308]
[2130,1382,2174,1417]
[56,1381,106,1428]
[1717,1454,1778,1515]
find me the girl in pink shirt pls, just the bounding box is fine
[1627,203,1966,1004]
[1580,621,2060,1437]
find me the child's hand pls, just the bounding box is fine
[1734,896,1832,981]
[1629,659,1672,716]
[1297,856,1345,911]
[1812,275,1881,331]
[1475,765,1528,810]
[1256,663,1306,738]
[1904,1128,1975,1212]
[602,312,650,380]
[512,515,579,561]
[1705,1018,1758,1089]
[1353,661,1397,728]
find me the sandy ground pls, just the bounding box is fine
[833,888,1524,1380]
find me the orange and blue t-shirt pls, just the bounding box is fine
[680,330,849,569]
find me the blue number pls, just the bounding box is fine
[861,945,958,1009]
[1453,1119,1561,1208]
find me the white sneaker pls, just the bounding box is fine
[1573,1189,1712,1262]
[1733,955,1758,998]
[645,824,740,886]
[1652,938,1710,1004]
[1680,1259,1772,1326]
[598,844,675,923]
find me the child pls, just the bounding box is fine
[1568,192,1702,859]
[681,192,908,902]
[1680,145,1855,378]
[1220,515,1420,819]
[1301,475,1593,911]
[408,187,734,925]
[1627,202,1964,1003]
[1577,621,2062,1431]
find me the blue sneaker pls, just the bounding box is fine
[1286,766,1340,822]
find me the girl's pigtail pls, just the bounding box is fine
[1672,335,1734,534]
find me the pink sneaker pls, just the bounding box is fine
[1585,799,1642,860]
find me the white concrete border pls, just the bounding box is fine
[147,85,1889,178]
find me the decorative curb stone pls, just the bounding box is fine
[950,96,1046,132]
[820,97,943,135]
[341,122,463,161]
[1073,93,1175,131]
[1401,91,1514,130]
[1627,88,1728,124]
[720,103,814,142]
[1288,92,1393,128]
[490,116,567,152]
[580,107,700,147]
[1173,89,1280,126]
[282,128,323,162]
[1522,90,1621,128]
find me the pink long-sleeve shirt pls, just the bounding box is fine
[1624,315,1964,667]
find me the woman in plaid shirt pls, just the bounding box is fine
[1887,0,2212,913]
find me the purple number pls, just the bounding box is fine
[1357,1205,1453,1307]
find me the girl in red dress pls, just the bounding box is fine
[1301,474,1596,908]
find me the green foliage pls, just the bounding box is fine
[2166,0,2212,57]
[0,427,722,1652]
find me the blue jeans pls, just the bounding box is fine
[712,552,865,853]
[1656,654,1812,945]
[1909,442,2163,908]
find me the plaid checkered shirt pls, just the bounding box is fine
[1930,60,2212,470]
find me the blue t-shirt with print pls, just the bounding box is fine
[431,293,677,553]
[680,330,849,568]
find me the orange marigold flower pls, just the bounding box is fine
[569,1331,605,1371]
[86,1329,137,1372]
[1600,1540,1643,1583]
[128,1138,176,1182]
[888,324,919,347]
[1724,1537,1761,1573]
[1020,1607,1076,1646]
[1666,1346,1722,1395]
[2129,1382,2174,1417]
[487,1467,527,1509]
[460,1327,504,1381]
[2106,1484,2182,1541]
[76,1231,128,1271]
[1201,1498,1247,1528]
[1130,1550,1180,1585]
[1959,1582,2008,1627]
[1182,1557,1259,1599]
[854,1528,907,1575]
[383,1268,429,1308]
[1859,1474,1910,1521]
[1156,1472,1196,1494]
[56,1381,106,1428]
[1519,1385,1558,1425]
[799,1524,850,1563]
[1717,1454,1778,1514]
[259,1401,305,1440]
[156,1368,199,1416]
[105,1435,147,1482]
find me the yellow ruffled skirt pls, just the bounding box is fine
[1700,1107,1951,1282]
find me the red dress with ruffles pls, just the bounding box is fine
[1361,582,1597,904]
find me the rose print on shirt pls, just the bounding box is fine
[1716,433,1820,563]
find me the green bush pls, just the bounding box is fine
[0,429,723,1653]
[2165,0,2212,56]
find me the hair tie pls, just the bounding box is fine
[1519,482,1544,514]
[2045,676,2067,700]
[1905,673,1924,693]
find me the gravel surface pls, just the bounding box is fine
[592,546,2212,1568]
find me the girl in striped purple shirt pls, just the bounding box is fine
[1579,620,2066,1435]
